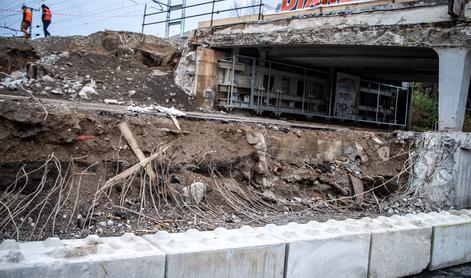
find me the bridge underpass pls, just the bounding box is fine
[185,0,471,130]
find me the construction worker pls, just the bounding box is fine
[41,4,52,37]
[21,5,32,39]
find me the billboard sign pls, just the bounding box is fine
[279,0,364,12]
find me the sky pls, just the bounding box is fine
[0,0,278,38]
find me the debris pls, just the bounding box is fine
[10,71,24,80]
[118,121,157,181]
[183,182,207,205]
[376,146,390,161]
[41,75,55,82]
[104,99,121,105]
[51,88,63,95]
[101,151,163,191]
[77,135,96,141]
[78,86,97,99]
[127,104,186,117]
[350,175,364,204]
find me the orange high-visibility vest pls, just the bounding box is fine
[24,9,32,23]
[43,8,52,21]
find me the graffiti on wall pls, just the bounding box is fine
[334,73,360,119]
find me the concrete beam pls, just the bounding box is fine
[435,48,471,130]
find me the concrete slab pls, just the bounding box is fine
[345,216,432,278]
[257,220,370,278]
[404,210,471,270]
[0,233,166,278]
[143,226,286,278]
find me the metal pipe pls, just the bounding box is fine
[230,52,236,106]
[394,87,399,124]
[145,0,224,17]
[328,71,335,117]
[141,3,147,33]
[258,0,263,20]
[210,0,216,27]
[250,57,256,108]
[376,83,380,122]
[267,61,272,109]
[404,88,410,126]
[302,68,306,113]
[143,3,262,26]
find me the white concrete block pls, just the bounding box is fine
[345,216,432,278]
[0,233,165,278]
[404,210,471,270]
[143,226,286,278]
[257,220,370,278]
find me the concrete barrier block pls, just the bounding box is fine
[0,233,165,278]
[404,210,471,270]
[257,220,370,278]
[345,216,432,278]
[143,226,286,278]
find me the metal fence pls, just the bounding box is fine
[141,0,264,37]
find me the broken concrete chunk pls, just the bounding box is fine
[350,175,364,204]
[376,146,390,161]
[10,71,24,80]
[183,182,207,205]
[51,88,63,95]
[345,142,368,163]
[41,75,55,82]
[78,86,97,99]
[246,132,258,145]
[104,99,119,104]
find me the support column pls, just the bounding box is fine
[435,48,471,131]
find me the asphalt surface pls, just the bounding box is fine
[411,263,471,277]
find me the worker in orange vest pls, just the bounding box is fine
[41,4,52,37]
[21,5,32,39]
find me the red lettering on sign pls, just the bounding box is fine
[304,0,320,8]
[297,0,305,9]
[281,0,297,11]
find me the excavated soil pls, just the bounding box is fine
[0,31,196,110]
[0,99,445,242]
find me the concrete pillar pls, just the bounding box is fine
[435,48,471,131]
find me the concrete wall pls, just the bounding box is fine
[410,132,471,208]
[196,0,471,48]
[2,210,471,277]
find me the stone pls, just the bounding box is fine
[183,182,207,205]
[41,75,55,82]
[104,99,119,104]
[128,90,136,96]
[78,86,97,99]
[376,146,390,161]
[10,71,24,80]
[51,89,63,95]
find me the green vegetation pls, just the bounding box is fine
[410,83,438,131]
[410,83,471,132]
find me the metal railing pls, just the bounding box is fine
[141,0,264,37]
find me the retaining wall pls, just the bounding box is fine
[1,210,471,278]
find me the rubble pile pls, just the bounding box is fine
[0,31,196,109]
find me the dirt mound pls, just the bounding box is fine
[0,31,196,110]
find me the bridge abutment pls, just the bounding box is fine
[436,48,471,131]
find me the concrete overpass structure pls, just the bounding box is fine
[179,0,471,130]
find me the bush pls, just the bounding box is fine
[410,83,438,131]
